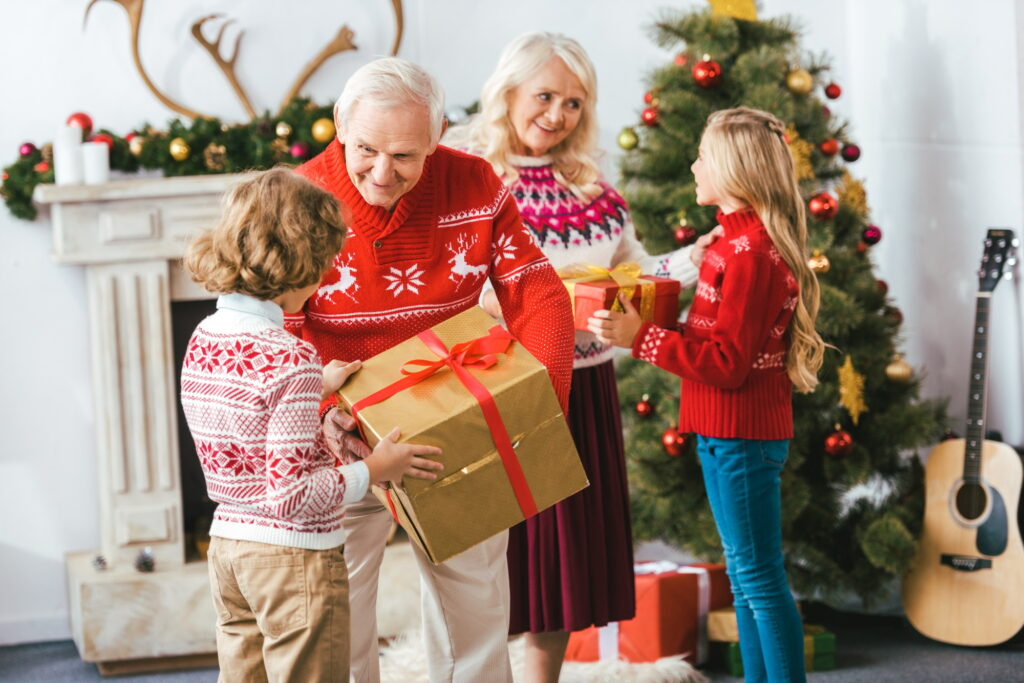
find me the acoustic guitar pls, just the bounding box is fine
[902,228,1024,646]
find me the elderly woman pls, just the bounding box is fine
[445,32,717,683]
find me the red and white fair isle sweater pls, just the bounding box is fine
[180,294,369,549]
[291,141,575,414]
[632,209,799,440]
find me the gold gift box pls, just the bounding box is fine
[337,307,588,564]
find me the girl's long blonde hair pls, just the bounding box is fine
[702,107,826,393]
[443,31,602,200]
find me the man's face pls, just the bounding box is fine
[338,102,435,210]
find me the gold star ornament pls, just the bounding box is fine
[707,0,758,21]
[838,355,868,425]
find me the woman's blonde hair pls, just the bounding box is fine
[443,31,602,199]
[701,107,826,393]
[185,167,344,300]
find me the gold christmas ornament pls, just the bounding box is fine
[169,137,191,161]
[203,142,227,171]
[707,0,758,21]
[129,136,145,156]
[617,127,639,151]
[311,117,336,143]
[275,121,293,139]
[838,355,868,425]
[808,249,830,274]
[785,125,815,181]
[885,355,913,384]
[837,171,868,218]
[785,68,814,95]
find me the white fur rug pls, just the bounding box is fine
[377,540,707,683]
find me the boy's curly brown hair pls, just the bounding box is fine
[185,167,344,300]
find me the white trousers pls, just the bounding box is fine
[344,489,513,683]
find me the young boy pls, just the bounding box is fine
[180,167,443,681]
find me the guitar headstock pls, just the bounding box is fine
[978,228,1018,293]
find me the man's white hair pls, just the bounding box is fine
[335,57,446,145]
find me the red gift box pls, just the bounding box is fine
[559,263,681,332]
[565,562,731,665]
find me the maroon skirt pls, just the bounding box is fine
[508,360,637,634]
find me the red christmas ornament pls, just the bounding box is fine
[818,138,839,156]
[635,394,654,418]
[34,160,50,173]
[19,142,37,157]
[887,306,904,325]
[821,105,832,118]
[1,171,8,182]
[289,141,311,159]
[66,112,94,139]
[641,107,660,126]
[824,82,842,99]
[89,133,114,150]
[862,224,882,245]
[841,143,861,162]
[876,279,889,295]
[692,58,723,89]
[661,426,688,457]
[644,91,656,104]
[674,52,688,67]
[824,428,854,458]
[808,192,838,220]
[674,225,698,246]
[857,241,869,254]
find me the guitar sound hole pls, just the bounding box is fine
[956,482,987,521]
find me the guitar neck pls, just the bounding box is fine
[964,293,990,483]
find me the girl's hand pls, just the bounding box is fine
[322,360,362,399]
[588,291,643,348]
[690,225,725,267]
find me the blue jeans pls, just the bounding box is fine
[697,436,805,683]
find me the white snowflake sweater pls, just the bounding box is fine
[180,293,369,549]
[504,154,700,368]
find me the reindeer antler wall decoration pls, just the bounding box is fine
[84,0,405,121]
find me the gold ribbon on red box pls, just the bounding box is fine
[348,324,539,519]
[558,261,657,320]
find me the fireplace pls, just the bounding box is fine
[35,173,249,671]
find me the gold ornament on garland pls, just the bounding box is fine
[169,137,191,161]
[808,249,830,274]
[785,68,813,95]
[885,355,913,384]
[129,136,145,156]
[275,121,293,139]
[707,0,758,21]
[311,117,336,143]
[838,355,868,425]
[785,125,814,181]
[836,171,868,218]
[203,142,227,171]
[617,127,639,151]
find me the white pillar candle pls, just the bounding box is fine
[53,125,84,185]
[82,142,110,185]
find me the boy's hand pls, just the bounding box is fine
[322,359,361,399]
[364,427,444,485]
[588,291,643,349]
[690,225,725,267]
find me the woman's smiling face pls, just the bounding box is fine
[507,57,586,157]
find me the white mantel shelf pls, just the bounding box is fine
[33,172,250,204]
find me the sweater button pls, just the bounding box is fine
[373,239,383,249]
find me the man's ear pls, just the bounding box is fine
[334,105,344,143]
[429,118,448,153]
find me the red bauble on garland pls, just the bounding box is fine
[886,306,904,325]
[641,107,660,126]
[289,142,311,159]
[876,279,889,295]
[674,52,688,67]
[824,82,842,99]
[635,394,654,418]
[661,426,688,457]
[674,225,697,246]
[824,428,854,457]
[818,138,839,156]
[89,133,114,150]
[33,161,50,173]
[643,91,658,105]
[862,224,882,245]
[19,142,37,158]
[66,112,94,139]
[692,58,723,89]
[808,192,838,220]
[841,143,861,162]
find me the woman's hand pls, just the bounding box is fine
[690,225,725,267]
[322,359,361,400]
[588,291,643,348]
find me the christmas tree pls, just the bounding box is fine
[617,4,947,605]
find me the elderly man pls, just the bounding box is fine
[288,57,575,682]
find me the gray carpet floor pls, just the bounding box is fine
[1,604,1022,682]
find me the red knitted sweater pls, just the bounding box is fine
[632,209,798,439]
[289,141,574,414]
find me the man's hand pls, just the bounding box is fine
[690,225,725,267]
[588,291,643,349]
[323,406,372,463]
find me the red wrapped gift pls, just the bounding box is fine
[558,262,681,332]
[565,561,731,665]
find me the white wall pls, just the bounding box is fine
[0,0,1020,643]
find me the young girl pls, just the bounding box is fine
[590,107,826,683]
[181,167,443,681]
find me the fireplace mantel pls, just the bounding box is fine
[34,173,251,669]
